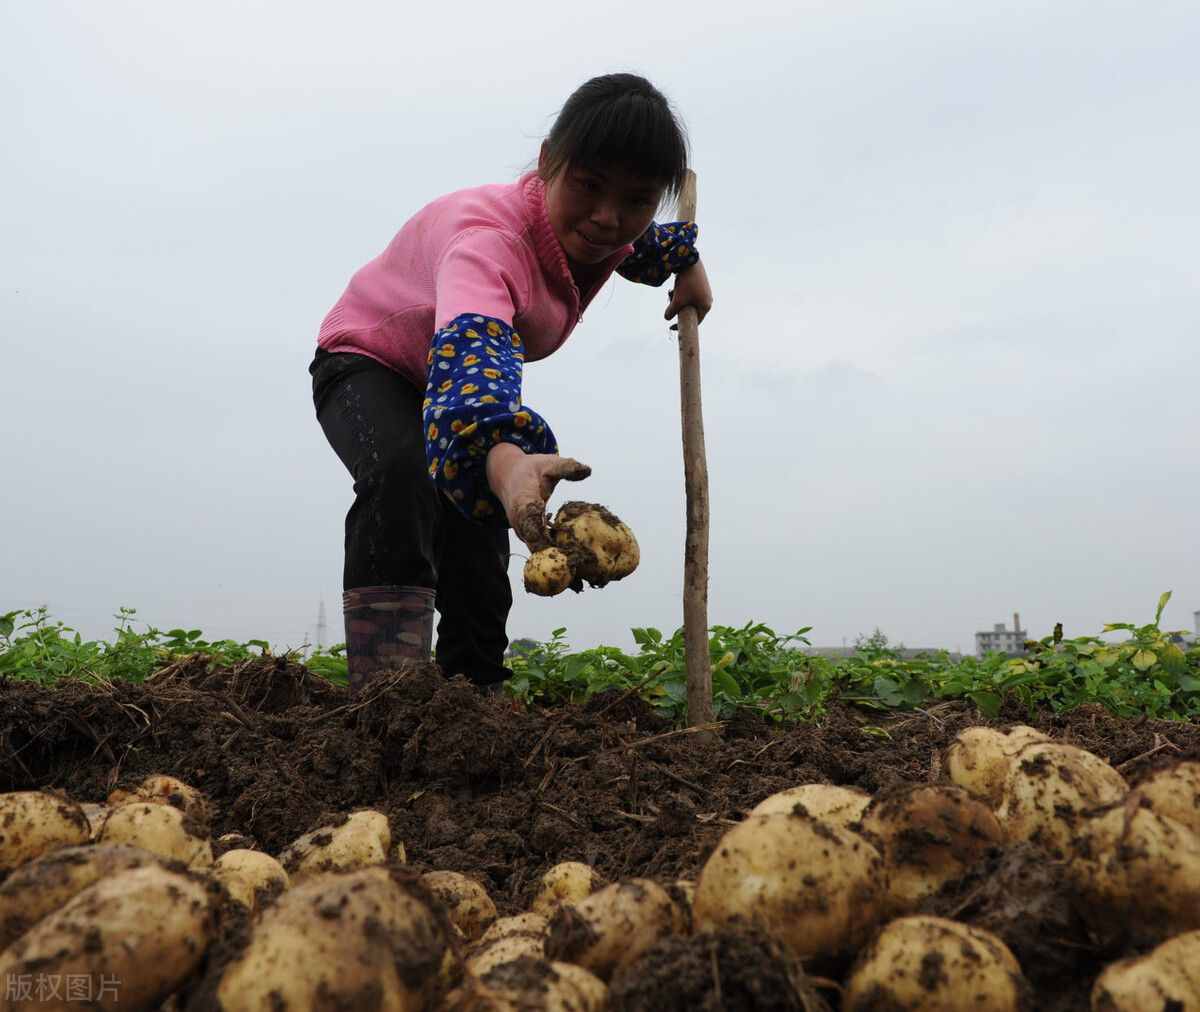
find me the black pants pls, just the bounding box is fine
[309,348,513,685]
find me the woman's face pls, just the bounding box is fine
[539,149,665,266]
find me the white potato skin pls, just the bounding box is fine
[107,774,211,833]
[216,866,447,1012]
[531,862,604,918]
[210,849,289,914]
[693,810,887,962]
[1091,930,1200,1010]
[0,843,163,950]
[997,742,1127,858]
[844,915,1028,1012]
[551,503,640,585]
[97,801,213,868]
[544,878,685,981]
[1130,761,1200,835]
[0,791,90,873]
[523,548,573,597]
[859,784,1006,914]
[0,865,216,1012]
[478,913,550,947]
[466,933,545,977]
[450,957,607,1012]
[947,726,1051,808]
[422,870,497,942]
[749,784,871,828]
[1070,797,1200,944]
[276,808,390,883]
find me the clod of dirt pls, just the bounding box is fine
[919,843,1101,998]
[608,927,832,1012]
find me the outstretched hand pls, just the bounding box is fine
[485,442,591,550]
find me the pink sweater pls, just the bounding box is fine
[317,172,636,389]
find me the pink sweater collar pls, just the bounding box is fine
[520,172,636,296]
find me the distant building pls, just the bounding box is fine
[976,613,1026,658]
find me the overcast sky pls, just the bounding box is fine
[3,0,1198,658]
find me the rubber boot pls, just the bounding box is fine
[342,585,435,697]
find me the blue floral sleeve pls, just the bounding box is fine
[423,313,556,521]
[616,221,701,287]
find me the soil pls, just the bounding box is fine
[2,656,1199,1010]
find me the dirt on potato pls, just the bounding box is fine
[3,659,1200,1010]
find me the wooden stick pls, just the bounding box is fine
[674,170,714,728]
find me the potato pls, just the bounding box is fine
[1130,760,1200,835]
[1069,796,1200,945]
[467,933,545,976]
[524,548,574,597]
[1091,929,1200,1010]
[449,956,607,1012]
[0,843,162,949]
[749,783,871,828]
[859,784,1005,913]
[108,774,211,834]
[215,866,447,1011]
[0,791,90,872]
[947,725,1052,807]
[843,915,1029,1011]
[544,878,685,980]
[97,801,213,868]
[277,808,389,883]
[210,849,289,914]
[422,870,497,941]
[531,861,605,917]
[0,864,216,1011]
[479,912,549,947]
[550,502,639,588]
[693,810,887,962]
[997,742,1127,857]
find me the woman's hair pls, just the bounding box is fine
[540,74,690,202]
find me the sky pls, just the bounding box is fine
[2,0,1198,657]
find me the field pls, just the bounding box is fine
[1,603,1199,1010]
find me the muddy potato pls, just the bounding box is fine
[449,956,607,1012]
[216,866,447,1011]
[108,774,211,834]
[98,801,213,868]
[749,783,871,828]
[947,725,1052,808]
[523,548,574,597]
[1130,760,1200,835]
[210,849,289,914]
[859,784,1006,914]
[467,932,545,976]
[997,742,1127,858]
[544,878,685,980]
[531,861,605,917]
[0,843,163,949]
[693,810,887,962]
[422,870,497,941]
[551,502,639,587]
[1069,796,1200,945]
[277,808,389,883]
[1091,929,1200,1010]
[0,791,91,873]
[844,915,1028,1011]
[479,913,549,947]
[0,864,216,1012]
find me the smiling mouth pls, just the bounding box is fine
[576,230,613,250]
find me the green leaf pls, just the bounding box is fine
[1132,649,1158,672]
[967,691,1003,718]
[1177,673,1200,693]
[712,668,743,699]
[632,627,662,647]
[1155,590,1172,626]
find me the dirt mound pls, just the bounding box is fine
[609,927,831,1011]
[4,660,1200,1010]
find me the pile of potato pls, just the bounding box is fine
[1,725,1198,1010]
